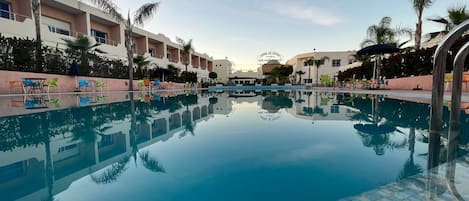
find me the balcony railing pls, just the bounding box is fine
[93,35,119,46]
[0,9,31,22]
[169,58,179,63]
[44,23,88,38]
[152,54,163,59]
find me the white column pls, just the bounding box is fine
[163,43,168,61]
[85,12,91,36]
[189,53,192,69]
[144,36,149,54]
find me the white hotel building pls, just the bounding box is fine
[0,0,214,81]
[286,51,361,84]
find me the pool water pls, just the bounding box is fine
[0,91,468,201]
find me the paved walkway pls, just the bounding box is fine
[340,155,469,201]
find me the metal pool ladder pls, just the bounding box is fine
[430,19,469,143]
[429,19,469,201]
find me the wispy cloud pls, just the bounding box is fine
[267,2,342,26]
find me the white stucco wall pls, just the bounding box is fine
[287,51,359,84]
[0,0,215,80]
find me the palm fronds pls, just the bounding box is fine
[133,2,160,26]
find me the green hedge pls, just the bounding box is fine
[338,35,469,81]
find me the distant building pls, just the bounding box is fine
[261,60,283,75]
[229,70,262,85]
[213,59,233,84]
[286,51,361,84]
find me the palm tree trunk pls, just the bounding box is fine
[376,55,382,89]
[316,66,319,86]
[185,63,188,82]
[32,0,42,72]
[415,14,422,50]
[126,29,134,91]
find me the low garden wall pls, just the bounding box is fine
[0,70,186,94]
[383,75,434,90]
[383,71,469,91]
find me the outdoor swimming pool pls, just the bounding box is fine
[0,91,468,201]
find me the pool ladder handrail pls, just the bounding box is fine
[430,18,469,201]
[430,19,469,135]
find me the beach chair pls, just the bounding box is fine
[46,78,59,93]
[152,80,161,90]
[320,75,332,87]
[78,79,92,91]
[9,81,23,94]
[21,78,38,94]
[96,80,106,92]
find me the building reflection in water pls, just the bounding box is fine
[0,91,215,201]
[1,91,469,200]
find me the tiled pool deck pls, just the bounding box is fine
[341,155,469,201]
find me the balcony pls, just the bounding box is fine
[207,61,213,72]
[90,14,121,47]
[41,2,88,39]
[0,0,32,22]
[148,38,165,59]
[191,54,200,68]
[200,58,207,70]
[166,45,179,64]
[0,9,31,22]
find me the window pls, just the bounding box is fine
[332,59,341,67]
[48,26,70,36]
[91,29,107,44]
[58,144,78,153]
[0,1,11,19]
[43,16,71,36]
[304,61,308,67]
[149,48,155,57]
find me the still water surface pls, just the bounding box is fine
[0,91,467,201]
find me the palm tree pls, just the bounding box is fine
[304,58,315,84]
[91,94,165,184]
[63,36,105,75]
[133,55,150,79]
[313,56,330,85]
[410,0,433,50]
[31,0,42,71]
[428,6,469,38]
[176,38,194,81]
[295,71,305,84]
[361,17,400,47]
[361,17,410,88]
[90,0,160,91]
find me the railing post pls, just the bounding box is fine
[448,41,469,157]
[430,20,469,140]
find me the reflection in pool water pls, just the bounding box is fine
[0,91,467,201]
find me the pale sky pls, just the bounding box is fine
[87,0,467,70]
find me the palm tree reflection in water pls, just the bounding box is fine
[90,93,165,185]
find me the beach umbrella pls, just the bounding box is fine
[353,123,397,135]
[357,44,400,89]
[357,44,400,55]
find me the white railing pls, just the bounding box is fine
[93,35,119,46]
[0,9,31,22]
[44,23,87,38]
